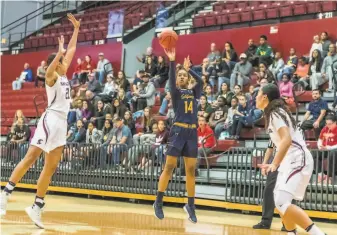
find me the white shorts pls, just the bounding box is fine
[275,150,314,201]
[31,110,67,153]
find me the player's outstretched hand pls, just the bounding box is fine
[164,48,175,61]
[258,163,277,174]
[58,35,66,54]
[183,55,191,71]
[67,13,80,29]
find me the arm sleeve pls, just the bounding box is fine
[27,69,33,81]
[270,113,287,132]
[189,69,203,99]
[321,100,328,111]
[169,61,178,96]
[139,83,156,98]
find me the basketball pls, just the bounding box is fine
[159,29,178,49]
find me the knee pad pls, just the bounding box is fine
[274,190,293,215]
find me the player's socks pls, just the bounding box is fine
[155,191,164,204]
[3,181,15,195]
[188,197,195,206]
[34,196,45,209]
[306,223,325,235]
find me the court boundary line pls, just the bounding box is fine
[1,182,336,220]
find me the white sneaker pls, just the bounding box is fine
[25,205,44,229]
[0,191,10,216]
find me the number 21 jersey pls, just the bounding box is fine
[46,74,71,119]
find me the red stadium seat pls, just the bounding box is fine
[228,12,240,23]
[213,3,224,12]
[50,28,57,34]
[322,1,337,12]
[237,2,248,9]
[240,10,252,22]
[43,28,50,35]
[38,37,47,47]
[94,31,104,40]
[85,31,94,41]
[46,36,56,46]
[266,6,279,19]
[24,39,32,49]
[78,32,86,42]
[193,16,205,27]
[225,3,236,10]
[293,4,307,15]
[253,9,266,20]
[280,5,293,17]
[216,13,228,25]
[250,1,261,7]
[307,2,321,13]
[31,38,38,48]
[204,15,216,26]
[58,27,65,34]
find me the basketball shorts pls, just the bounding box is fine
[31,110,67,153]
[274,150,314,201]
[166,125,198,158]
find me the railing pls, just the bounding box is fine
[332,60,337,105]
[33,94,47,125]
[292,81,306,122]
[1,142,336,212]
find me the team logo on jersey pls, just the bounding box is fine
[37,139,43,145]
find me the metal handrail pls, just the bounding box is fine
[332,60,337,106]
[33,94,47,126]
[292,81,306,122]
[201,132,218,182]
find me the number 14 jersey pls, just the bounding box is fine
[46,74,71,119]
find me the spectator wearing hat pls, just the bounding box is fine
[95,52,113,84]
[255,35,273,66]
[230,53,253,91]
[132,73,156,112]
[87,72,102,95]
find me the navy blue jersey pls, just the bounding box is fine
[169,61,202,125]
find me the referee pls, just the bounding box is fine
[253,139,291,232]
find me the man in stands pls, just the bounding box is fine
[322,43,337,92]
[277,48,298,81]
[196,115,216,170]
[132,73,156,111]
[209,96,228,138]
[300,89,328,139]
[136,47,158,65]
[268,52,284,78]
[207,43,221,65]
[230,95,252,140]
[245,39,257,66]
[132,70,145,93]
[87,73,101,95]
[321,31,332,58]
[95,52,113,84]
[229,53,252,91]
[12,63,33,90]
[255,35,273,66]
[35,61,47,88]
[9,117,31,144]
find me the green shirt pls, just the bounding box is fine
[256,44,273,57]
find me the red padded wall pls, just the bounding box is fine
[152,18,337,64]
[1,43,122,84]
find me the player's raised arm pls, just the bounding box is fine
[63,13,80,71]
[164,48,178,93]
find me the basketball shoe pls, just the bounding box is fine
[0,191,10,216]
[25,204,44,229]
[184,204,197,223]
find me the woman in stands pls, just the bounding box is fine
[256,84,327,235]
[0,14,80,229]
[153,49,202,224]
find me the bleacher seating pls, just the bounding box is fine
[193,1,337,27]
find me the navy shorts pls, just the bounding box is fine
[166,125,198,158]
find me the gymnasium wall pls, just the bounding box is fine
[1,42,122,84]
[152,17,337,64]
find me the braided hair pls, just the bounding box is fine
[262,84,296,130]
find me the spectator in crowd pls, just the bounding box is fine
[223,97,239,136]
[72,58,83,82]
[321,31,332,58]
[98,74,118,103]
[232,84,245,100]
[87,73,101,95]
[196,115,216,167]
[86,121,101,144]
[303,49,323,90]
[91,99,111,130]
[159,91,171,116]
[12,63,33,90]
[230,95,252,140]
[80,55,96,84]
[216,82,234,107]
[222,42,238,69]
[148,120,169,167]
[12,110,27,128]
[9,117,31,144]
[197,95,213,121]
[110,117,133,165]
[81,100,93,125]
[321,44,337,92]
[292,56,309,83]
[115,70,130,96]
[95,52,112,84]
[300,89,328,139]
[132,73,156,111]
[201,74,210,92]
[132,70,145,95]
[124,111,135,135]
[230,53,253,91]
[136,47,158,65]
[111,98,127,118]
[207,43,221,64]
[245,39,257,65]
[309,35,323,61]
[145,56,157,77]
[75,99,83,121]
[279,74,294,105]
[100,119,114,144]
[152,56,169,88]
[201,58,213,81]
[134,107,156,144]
[268,52,284,78]
[255,62,276,85]
[204,84,216,104]
[255,35,273,66]
[209,97,228,138]
[316,114,337,185]
[117,88,129,108]
[35,60,47,87]
[213,58,231,92]
[67,119,86,143]
[277,48,298,81]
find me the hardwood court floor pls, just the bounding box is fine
[0,192,335,235]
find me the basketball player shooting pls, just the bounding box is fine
[0,13,80,229]
[153,46,202,223]
[256,84,327,235]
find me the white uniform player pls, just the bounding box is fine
[268,110,314,201]
[31,74,71,153]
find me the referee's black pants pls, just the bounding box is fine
[261,170,278,226]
